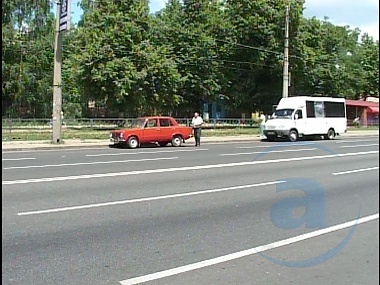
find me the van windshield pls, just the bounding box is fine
[270,109,294,119]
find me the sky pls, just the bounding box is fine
[67,0,379,40]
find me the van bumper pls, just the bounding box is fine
[264,130,290,138]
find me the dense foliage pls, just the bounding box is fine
[2,0,379,118]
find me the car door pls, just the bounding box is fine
[142,118,160,142]
[159,118,174,141]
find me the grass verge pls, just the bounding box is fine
[2,127,261,141]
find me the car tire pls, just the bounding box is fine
[171,135,182,147]
[288,129,298,142]
[127,136,139,149]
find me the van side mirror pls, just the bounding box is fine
[294,114,299,120]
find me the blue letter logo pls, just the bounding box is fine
[253,142,361,267]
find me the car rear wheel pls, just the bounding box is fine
[128,136,139,149]
[171,135,182,147]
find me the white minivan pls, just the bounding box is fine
[263,96,347,142]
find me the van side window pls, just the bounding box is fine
[306,101,315,118]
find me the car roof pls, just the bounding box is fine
[139,116,174,119]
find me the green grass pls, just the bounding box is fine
[2,127,261,141]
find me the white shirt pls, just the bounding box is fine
[260,114,266,125]
[192,116,203,128]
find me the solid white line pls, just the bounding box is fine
[17,181,284,216]
[86,148,209,157]
[336,139,379,144]
[332,166,379,176]
[2,150,378,185]
[237,142,316,149]
[2,157,36,161]
[339,143,379,148]
[2,147,113,154]
[2,157,178,170]
[221,148,316,156]
[119,213,379,284]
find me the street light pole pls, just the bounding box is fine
[52,1,63,144]
[282,4,290,98]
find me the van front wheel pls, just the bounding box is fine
[288,129,298,142]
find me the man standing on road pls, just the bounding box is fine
[259,111,266,139]
[192,112,203,146]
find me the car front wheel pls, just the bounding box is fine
[171,135,182,147]
[128,136,139,149]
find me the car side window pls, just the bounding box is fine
[160,119,171,127]
[146,119,158,128]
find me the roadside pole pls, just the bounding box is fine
[282,4,290,98]
[52,0,70,144]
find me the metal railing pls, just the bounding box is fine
[2,118,260,141]
[3,117,378,141]
[2,117,260,128]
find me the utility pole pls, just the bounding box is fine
[52,0,69,144]
[282,4,290,98]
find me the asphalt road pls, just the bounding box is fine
[2,135,379,285]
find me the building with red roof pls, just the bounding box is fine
[345,99,379,127]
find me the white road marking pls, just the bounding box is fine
[17,181,285,216]
[2,157,36,161]
[339,143,379,148]
[336,139,379,144]
[221,148,316,156]
[3,150,378,185]
[0,142,249,154]
[2,147,112,154]
[86,148,209,157]
[237,142,316,149]
[3,157,178,170]
[332,166,379,176]
[119,213,379,285]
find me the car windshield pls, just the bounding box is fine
[127,118,146,128]
[270,108,294,119]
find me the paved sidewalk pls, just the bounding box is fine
[2,129,378,151]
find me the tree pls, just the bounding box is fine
[152,0,236,115]
[2,0,55,117]
[72,0,183,117]
[357,34,379,99]
[223,0,304,113]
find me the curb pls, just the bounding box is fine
[2,132,378,151]
[2,136,258,152]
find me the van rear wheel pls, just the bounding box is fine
[326,128,335,140]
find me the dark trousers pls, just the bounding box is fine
[193,128,201,146]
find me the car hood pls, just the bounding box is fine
[111,128,142,133]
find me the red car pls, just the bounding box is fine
[110,116,193,148]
